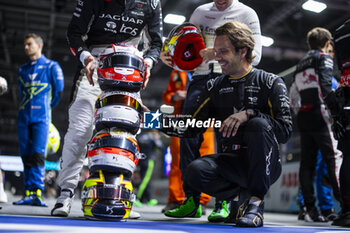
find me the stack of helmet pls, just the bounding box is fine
[82,44,145,221]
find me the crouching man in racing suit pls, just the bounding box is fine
[51,0,162,217]
[162,21,292,227]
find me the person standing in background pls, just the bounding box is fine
[291,40,340,222]
[161,0,262,222]
[0,76,8,203]
[292,27,342,222]
[161,69,214,214]
[133,130,164,207]
[331,18,350,227]
[13,33,64,207]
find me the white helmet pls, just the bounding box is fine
[87,129,142,176]
[94,91,142,134]
[97,44,145,92]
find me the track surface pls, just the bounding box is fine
[0,195,349,233]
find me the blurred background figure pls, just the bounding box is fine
[331,18,350,227]
[13,33,64,207]
[292,40,340,222]
[133,130,164,207]
[43,123,62,198]
[0,76,8,203]
[0,76,8,96]
[292,27,342,222]
[161,69,213,214]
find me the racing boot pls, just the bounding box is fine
[164,196,202,218]
[13,190,34,206]
[236,198,264,227]
[321,209,338,221]
[307,206,328,222]
[31,189,48,207]
[332,207,350,227]
[208,200,228,222]
[51,189,74,217]
[224,188,250,224]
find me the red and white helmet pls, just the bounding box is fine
[94,91,142,134]
[163,23,205,71]
[97,44,145,92]
[88,129,142,176]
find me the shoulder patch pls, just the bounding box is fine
[266,74,278,89]
[151,0,159,10]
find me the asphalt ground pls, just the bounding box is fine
[0,193,349,233]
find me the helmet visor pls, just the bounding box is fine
[82,184,136,202]
[89,136,139,155]
[96,94,142,113]
[100,53,145,72]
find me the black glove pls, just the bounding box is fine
[332,120,346,140]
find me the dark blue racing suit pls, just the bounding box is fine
[18,55,64,191]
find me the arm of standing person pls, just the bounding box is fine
[189,9,215,63]
[0,76,8,96]
[319,54,334,101]
[50,62,64,108]
[244,8,262,66]
[66,0,96,85]
[289,81,301,115]
[142,0,163,89]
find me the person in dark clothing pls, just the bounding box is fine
[331,18,350,227]
[162,21,292,227]
[292,27,342,222]
[134,130,163,206]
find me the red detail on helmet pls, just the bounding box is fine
[340,68,350,87]
[88,147,139,165]
[98,67,143,83]
[70,47,76,56]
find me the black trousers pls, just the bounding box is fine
[180,74,219,175]
[183,117,282,200]
[338,128,350,207]
[297,109,341,210]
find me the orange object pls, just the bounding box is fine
[162,70,214,205]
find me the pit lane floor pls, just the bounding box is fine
[0,194,349,233]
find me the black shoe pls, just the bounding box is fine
[321,209,338,221]
[307,207,328,222]
[161,202,181,213]
[235,201,264,227]
[332,210,350,227]
[298,206,307,220]
[224,189,250,224]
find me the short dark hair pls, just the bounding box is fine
[215,21,255,63]
[307,27,332,50]
[24,33,44,47]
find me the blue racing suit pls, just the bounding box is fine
[17,55,64,191]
